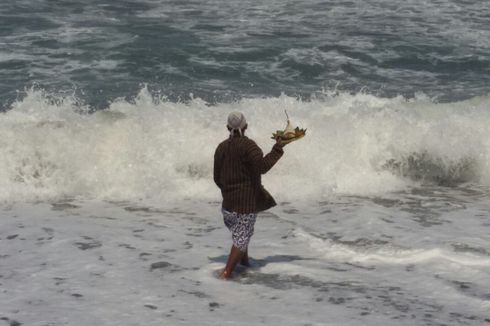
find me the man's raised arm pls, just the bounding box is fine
[246,141,284,175]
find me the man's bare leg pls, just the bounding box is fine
[240,249,250,267]
[220,245,243,279]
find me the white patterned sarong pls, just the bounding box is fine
[222,208,257,252]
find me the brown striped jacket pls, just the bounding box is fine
[213,135,284,214]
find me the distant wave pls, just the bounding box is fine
[1,86,490,203]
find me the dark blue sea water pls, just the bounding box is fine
[1,0,489,110]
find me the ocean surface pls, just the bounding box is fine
[1,1,490,325]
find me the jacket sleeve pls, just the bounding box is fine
[246,141,284,175]
[213,146,223,189]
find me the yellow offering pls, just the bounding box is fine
[271,111,306,144]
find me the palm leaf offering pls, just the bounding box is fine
[271,110,306,144]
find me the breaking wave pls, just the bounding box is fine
[1,87,490,203]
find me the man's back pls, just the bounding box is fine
[214,135,283,214]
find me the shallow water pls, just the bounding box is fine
[1,186,489,325]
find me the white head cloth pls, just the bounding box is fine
[227,111,247,136]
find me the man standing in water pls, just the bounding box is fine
[214,112,286,279]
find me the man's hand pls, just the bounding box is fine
[275,136,288,147]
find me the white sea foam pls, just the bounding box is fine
[2,87,490,203]
[294,229,490,267]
